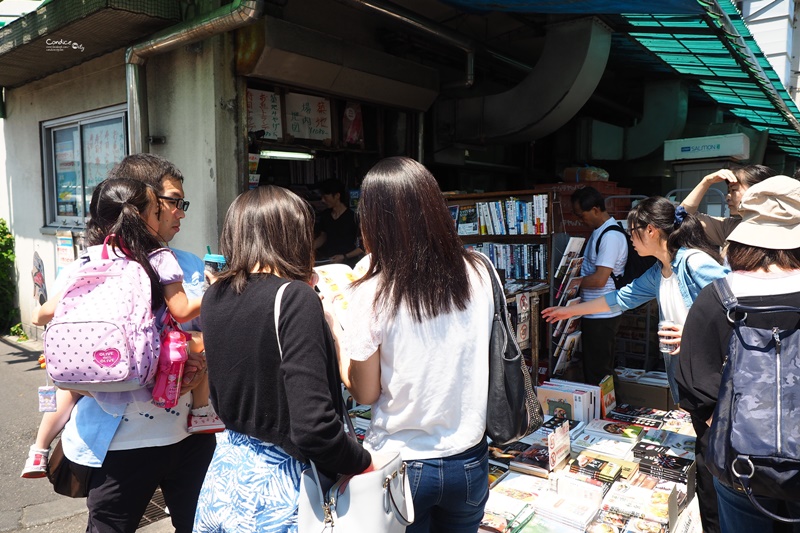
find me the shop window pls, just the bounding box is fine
[41,105,127,227]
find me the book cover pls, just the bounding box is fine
[571,433,636,460]
[533,491,600,531]
[640,429,696,461]
[489,441,532,468]
[584,419,643,443]
[552,297,581,338]
[553,237,585,281]
[313,257,370,325]
[457,205,479,236]
[536,386,577,420]
[449,205,460,227]
[606,404,667,429]
[576,449,640,480]
[553,331,581,376]
[599,374,617,418]
[557,275,584,306]
[568,455,623,483]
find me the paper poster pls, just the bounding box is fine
[342,101,364,145]
[285,92,331,140]
[246,89,282,140]
[56,231,75,276]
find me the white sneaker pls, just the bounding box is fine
[21,446,49,478]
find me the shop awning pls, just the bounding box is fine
[442,0,800,158]
[440,0,704,15]
[0,0,180,88]
[621,1,800,157]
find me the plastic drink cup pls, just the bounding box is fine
[658,320,675,353]
[203,253,227,289]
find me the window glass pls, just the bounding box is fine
[81,118,126,216]
[53,127,82,218]
[43,106,126,226]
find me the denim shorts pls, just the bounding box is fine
[405,439,489,533]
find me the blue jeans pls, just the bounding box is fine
[405,439,489,533]
[714,477,800,533]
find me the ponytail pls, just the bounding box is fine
[87,178,166,312]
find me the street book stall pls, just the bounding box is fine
[476,376,701,533]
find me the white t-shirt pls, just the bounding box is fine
[342,257,493,461]
[659,272,690,326]
[581,218,628,319]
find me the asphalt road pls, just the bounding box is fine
[0,336,171,532]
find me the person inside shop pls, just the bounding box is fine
[679,164,775,247]
[326,156,494,532]
[571,186,628,385]
[313,178,363,266]
[677,175,800,532]
[542,196,728,533]
[194,185,372,531]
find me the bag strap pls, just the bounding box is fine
[595,222,625,255]
[273,282,291,359]
[713,277,800,316]
[734,455,800,523]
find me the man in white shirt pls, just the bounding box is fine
[571,186,628,385]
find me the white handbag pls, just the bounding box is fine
[273,282,415,532]
[298,451,414,532]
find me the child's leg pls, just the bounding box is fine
[34,389,79,450]
[191,375,210,411]
[22,389,79,478]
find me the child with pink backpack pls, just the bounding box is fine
[22,177,221,478]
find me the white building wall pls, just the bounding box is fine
[741,0,797,98]
[3,33,239,336]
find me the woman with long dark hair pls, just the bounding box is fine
[543,196,729,533]
[332,157,494,532]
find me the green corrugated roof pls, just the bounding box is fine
[623,0,800,156]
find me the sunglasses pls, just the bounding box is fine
[158,195,190,212]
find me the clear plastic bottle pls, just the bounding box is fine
[152,331,188,409]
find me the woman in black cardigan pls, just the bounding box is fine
[195,185,372,532]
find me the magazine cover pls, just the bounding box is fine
[584,419,644,443]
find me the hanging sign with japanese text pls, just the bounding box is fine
[285,92,332,140]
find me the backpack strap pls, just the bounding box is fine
[273,281,291,360]
[595,222,625,255]
[712,278,738,312]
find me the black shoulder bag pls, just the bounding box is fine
[476,254,544,446]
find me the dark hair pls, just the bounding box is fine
[726,242,800,271]
[109,153,185,192]
[85,178,165,311]
[571,186,606,212]
[733,164,776,189]
[354,156,480,321]
[216,185,315,294]
[318,178,347,203]
[627,196,722,264]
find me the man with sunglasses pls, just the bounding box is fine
[570,186,628,385]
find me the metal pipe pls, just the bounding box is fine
[336,0,531,90]
[125,0,264,153]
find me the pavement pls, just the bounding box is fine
[0,335,173,532]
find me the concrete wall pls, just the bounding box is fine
[3,31,239,336]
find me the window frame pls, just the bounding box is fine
[41,105,128,228]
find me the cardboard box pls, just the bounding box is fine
[614,379,678,411]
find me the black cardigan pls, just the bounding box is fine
[202,274,370,476]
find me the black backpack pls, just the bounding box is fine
[595,222,656,289]
[706,278,800,522]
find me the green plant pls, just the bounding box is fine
[0,218,19,331]
[10,322,27,341]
